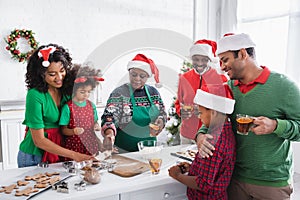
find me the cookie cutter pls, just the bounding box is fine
[62,161,74,169]
[53,181,69,193]
[37,161,49,168]
[74,180,86,191]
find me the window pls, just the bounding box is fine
[237,0,290,74]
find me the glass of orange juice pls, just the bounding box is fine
[148,158,162,175]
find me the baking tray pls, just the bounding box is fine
[170,145,198,162]
[0,167,71,200]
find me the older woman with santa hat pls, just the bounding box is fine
[101,54,167,152]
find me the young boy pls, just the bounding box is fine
[168,84,236,200]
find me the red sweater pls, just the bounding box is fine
[175,68,227,139]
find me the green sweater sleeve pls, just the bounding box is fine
[91,101,98,122]
[273,80,300,141]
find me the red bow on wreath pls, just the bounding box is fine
[74,76,104,83]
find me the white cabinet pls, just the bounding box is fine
[75,195,119,200]
[0,111,25,170]
[121,182,187,200]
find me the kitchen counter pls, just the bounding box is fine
[0,145,190,200]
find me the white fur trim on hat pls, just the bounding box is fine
[193,89,235,114]
[190,44,218,63]
[127,60,152,77]
[216,33,256,55]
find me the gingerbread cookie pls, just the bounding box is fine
[49,176,61,185]
[0,184,18,194]
[15,186,39,196]
[34,183,48,189]
[25,173,46,181]
[45,172,60,177]
[36,176,50,184]
[17,180,30,186]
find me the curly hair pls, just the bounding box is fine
[64,63,103,96]
[25,43,72,94]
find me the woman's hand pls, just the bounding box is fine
[104,128,115,136]
[72,152,94,162]
[149,117,164,137]
[94,123,101,131]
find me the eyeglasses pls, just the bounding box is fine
[129,71,148,79]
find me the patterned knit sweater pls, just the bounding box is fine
[228,71,300,187]
[101,83,167,130]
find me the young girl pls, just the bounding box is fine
[59,64,107,159]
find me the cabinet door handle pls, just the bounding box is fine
[164,192,170,199]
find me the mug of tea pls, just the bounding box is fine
[236,114,254,135]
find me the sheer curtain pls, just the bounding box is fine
[212,0,300,86]
[286,0,300,85]
[196,0,237,41]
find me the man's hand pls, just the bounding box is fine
[195,133,215,158]
[180,108,193,120]
[251,116,277,135]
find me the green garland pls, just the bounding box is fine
[165,96,181,135]
[5,29,39,63]
[180,61,193,73]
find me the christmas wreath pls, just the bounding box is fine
[5,29,39,63]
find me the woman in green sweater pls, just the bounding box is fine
[195,33,300,199]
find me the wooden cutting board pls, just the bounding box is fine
[110,154,150,177]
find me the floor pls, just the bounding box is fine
[292,173,300,199]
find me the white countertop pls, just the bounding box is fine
[0,145,190,200]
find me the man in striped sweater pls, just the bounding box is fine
[195,33,300,199]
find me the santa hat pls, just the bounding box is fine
[189,39,219,63]
[216,33,256,55]
[127,54,162,88]
[193,84,235,114]
[38,46,57,67]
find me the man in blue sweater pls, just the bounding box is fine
[195,33,300,199]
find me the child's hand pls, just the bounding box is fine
[177,162,190,174]
[94,123,101,131]
[168,165,182,179]
[74,127,84,135]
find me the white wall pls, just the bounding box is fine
[0,0,194,101]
